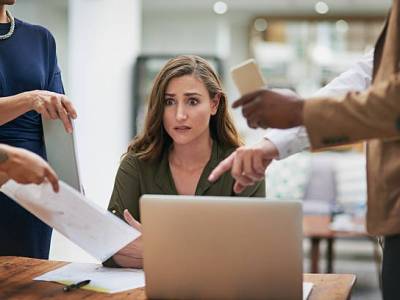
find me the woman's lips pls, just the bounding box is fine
[174,126,191,131]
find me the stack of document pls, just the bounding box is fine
[1,180,141,262]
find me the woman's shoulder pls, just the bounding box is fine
[121,151,142,167]
[15,19,56,42]
[121,151,160,171]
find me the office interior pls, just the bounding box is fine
[8,0,392,299]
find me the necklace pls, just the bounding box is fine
[0,10,15,40]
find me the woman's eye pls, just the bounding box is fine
[164,98,175,106]
[188,98,199,106]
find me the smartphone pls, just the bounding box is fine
[230,59,266,95]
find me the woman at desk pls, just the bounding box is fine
[105,55,265,268]
[0,1,77,259]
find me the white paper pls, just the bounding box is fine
[35,262,313,297]
[34,262,145,293]
[330,214,365,232]
[303,282,314,300]
[1,180,140,262]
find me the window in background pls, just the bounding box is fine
[249,16,385,96]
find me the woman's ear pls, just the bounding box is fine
[210,94,221,115]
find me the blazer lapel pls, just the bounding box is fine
[372,19,388,80]
[373,0,400,81]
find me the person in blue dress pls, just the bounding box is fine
[0,1,77,259]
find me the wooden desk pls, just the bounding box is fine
[303,215,372,274]
[0,256,355,300]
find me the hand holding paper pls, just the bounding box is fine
[112,209,144,269]
[1,180,141,262]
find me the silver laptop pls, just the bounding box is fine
[42,118,82,193]
[140,195,303,300]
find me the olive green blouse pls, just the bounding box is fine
[107,140,265,222]
[104,140,265,267]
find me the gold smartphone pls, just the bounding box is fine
[230,58,266,95]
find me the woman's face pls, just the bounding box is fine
[163,74,219,146]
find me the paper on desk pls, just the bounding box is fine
[1,180,141,262]
[303,282,314,300]
[37,262,312,296]
[330,214,365,232]
[34,262,145,293]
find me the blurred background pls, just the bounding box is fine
[9,1,392,299]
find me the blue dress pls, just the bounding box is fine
[0,19,64,258]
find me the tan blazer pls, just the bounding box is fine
[304,0,400,236]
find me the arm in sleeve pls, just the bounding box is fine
[103,153,142,267]
[264,127,310,160]
[265,49,374,159]
[46,30,65,95]
[313,49,373,97]
[304,73,400,149]
[107,154,142,221]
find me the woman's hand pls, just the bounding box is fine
[0,144,59,192]
[113,209,143,268]
[26,90,77,133]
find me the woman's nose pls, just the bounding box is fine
[176,104,188,121]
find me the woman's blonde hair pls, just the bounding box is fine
[128,55,242,160]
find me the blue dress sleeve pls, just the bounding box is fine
[45,31,65,95]
[48,68,65,95]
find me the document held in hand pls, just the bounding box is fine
[1,180,141,262]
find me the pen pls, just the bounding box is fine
[63,279,91,292]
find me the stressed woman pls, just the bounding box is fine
[105,55,265,268]
[0,1,77,259]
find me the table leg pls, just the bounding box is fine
[310,237,320,273]
[326,237,334,273]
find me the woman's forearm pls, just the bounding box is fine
[0,145,10,185]
[0,92,33,125]
[0,172,9,187]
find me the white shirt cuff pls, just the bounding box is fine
[264,127,310,160]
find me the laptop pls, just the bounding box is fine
[140,195,303,300]
[42,118,83,193]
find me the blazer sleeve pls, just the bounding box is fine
[304,73,400,150]
[103,153,142,268]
